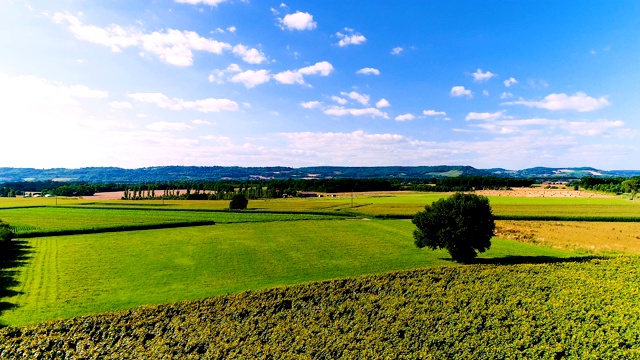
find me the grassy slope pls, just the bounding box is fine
[1,220,571,326]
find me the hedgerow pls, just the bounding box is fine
[2,256,640,358]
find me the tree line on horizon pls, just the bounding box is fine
[0,176,638,200]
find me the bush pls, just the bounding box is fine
[229,194,249,210]
[412,193,495,263]
[0,220,13,242]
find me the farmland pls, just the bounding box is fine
[0,190,639,357]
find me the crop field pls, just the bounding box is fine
[0,207,343,235]
[2,256,640,358]
[1,190,639,357]
[0,220,572,326]
[496,220,640,253]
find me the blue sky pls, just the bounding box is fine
[1,0,639,170]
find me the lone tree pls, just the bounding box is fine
[412,193,495,263]
[229,194,249,210]
[622,178,639,200]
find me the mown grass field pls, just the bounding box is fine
[0,207,342,235]
[0,220,572,326]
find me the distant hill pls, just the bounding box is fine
[0,166,638,184]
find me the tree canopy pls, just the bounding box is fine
[622,178,639,200]
[0,220,13,242]
[229,194,249,210]
[412,193,495,263]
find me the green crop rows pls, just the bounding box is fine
[2,256,639,358]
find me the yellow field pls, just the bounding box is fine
[496,220,640,254]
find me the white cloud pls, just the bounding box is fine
[274,61,333,85]
[336,29,366,47]
[500,92,513,99]
[466,111,506,121]
[483,90,489,96]
[279,11,317,31]
[356,67,380,75]
[376,98,390,108]
[450,86,472,98]
[226,63,242,73]
[504,77,518,87]
[395,113,415,121]
[323,106,388,119]
[174,0,228,6]
[192,119,212,125]
[391,47,403,55]
[227,26,236,33]
[109,101,133,109]
[273,70,305,85]
[147,121,193,131]
[472,69,496,82]
[331,96,347,105]
[128,92,239,112]
[300,101,322,109]
[423,110,446,116]
[503,92,610,112]
[229,69,271,88]
[232,44,267,64]
[51,12,232,66]
[298,61,334,76]
[341,91,370,105]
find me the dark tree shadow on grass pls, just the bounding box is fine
[0,240,33,328]
[439,255,609,266]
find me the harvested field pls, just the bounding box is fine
[496,220,640,253]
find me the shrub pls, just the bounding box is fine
[229,194,249,210]
[0,220,13,242]
[412,193,495,263]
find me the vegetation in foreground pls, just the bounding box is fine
[0,221,571,326]
[1,256,639,359]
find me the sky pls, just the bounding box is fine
[1,0,639,170]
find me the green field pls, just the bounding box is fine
[0,220,572,326]
[0,207,342,235]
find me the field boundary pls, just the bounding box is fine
[370,213,640,222]
[13,221,216,238]
[57,205,358,217]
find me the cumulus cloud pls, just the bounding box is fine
[341,91,369,105]
[273,61,334,85]
[109,101,132,109]
[192,119,212,125]
[336,28,366,47]
[503,92,610,112]
[228,69,271,88]
[331,96,348,105]
[232,44,267,64]
[423,110,446,116]
[450,86,472,98]
[227,26,236,33]
[147,121,193,131]
[504,77,518,87]
[356,67,380,75]
[465,111,506,121]
[323,106,388,119]
[300,101,322,109]
[128,92,239,112]
[395,113,415,121]
[279,11,317,31]
[500,92,513,99]
[273,70,304,85]
[391,47,403,55]
[472,69,496,82]
[376,98,390,108]
[51,12,265,66]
